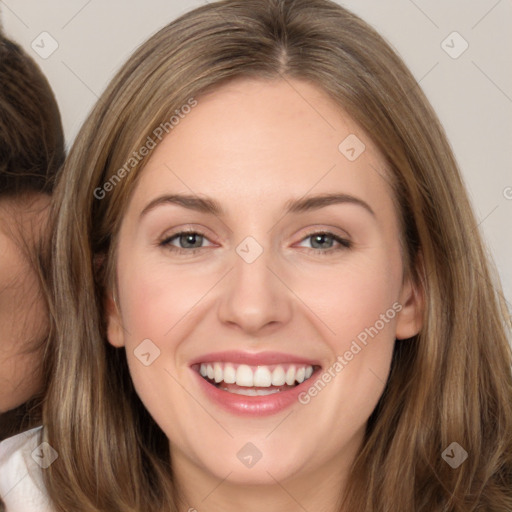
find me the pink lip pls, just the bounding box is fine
[191,368,321,416]
[189,350,321,367]
[189,351,322,417]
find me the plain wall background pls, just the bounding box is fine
[2,0,511,306]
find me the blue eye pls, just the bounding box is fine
[159,230,210,254]
[159,230,351,256]
[297,232,352,255]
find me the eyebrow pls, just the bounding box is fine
[139,192,375,219]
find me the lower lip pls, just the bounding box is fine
[191,367,320,416]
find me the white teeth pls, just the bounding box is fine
[253,366,272,387]
[197,362,316,388]
[219,387,282,396]
[230,387,257,396]
[285,366,296,386]
[223,364,236,384]
[271,366,286,386]
[214,363,223,383]
[255,388,280,396]
[236,365,254,387]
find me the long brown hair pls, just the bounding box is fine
[43,0,512,510]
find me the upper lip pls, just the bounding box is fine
[189,350,321,367]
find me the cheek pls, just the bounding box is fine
[116,257,204,434]
[294,252,402,348]
[115,254,211,403]
[292,251,402,411]
[119,257,207,340]
[0,258,48,339]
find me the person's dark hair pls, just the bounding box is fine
[0,24,65,197]
[0,23,65,446]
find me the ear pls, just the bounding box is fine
[105,290,126,348]
[395,257,425,340]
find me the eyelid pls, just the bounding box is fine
[293,229,352,253]
[158,227,217,250]
[159,224,217,241]
[158,224,352,256]
[294,223,351,242]
[296,224,351,241]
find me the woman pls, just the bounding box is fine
[1,0,511,510]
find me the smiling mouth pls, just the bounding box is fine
[192,362,321,396]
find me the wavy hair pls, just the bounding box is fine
[43,0,512,510]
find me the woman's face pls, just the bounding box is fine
[0,194,48,413]
[107,78,422,489]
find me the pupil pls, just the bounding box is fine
[313,234,331,248]
[182,233,201,248]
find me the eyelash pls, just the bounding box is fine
[158,229,352,256]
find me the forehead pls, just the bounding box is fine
[127,77,393,218]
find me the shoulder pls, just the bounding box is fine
[0,426,55,512]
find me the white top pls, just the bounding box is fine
[0,427,54,511]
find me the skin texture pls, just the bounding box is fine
[0,194,48,414]
[107,77,423,512]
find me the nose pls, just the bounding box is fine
[217,239,293,335]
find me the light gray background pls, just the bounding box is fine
[2,0,511,306]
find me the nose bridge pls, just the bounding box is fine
[217,233,292,333]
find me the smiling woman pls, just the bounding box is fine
[106,81,411,433]
[1,0,511,511]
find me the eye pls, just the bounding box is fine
[159,229,213,255]
[296,231,351,255]
[158,229,352,256]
